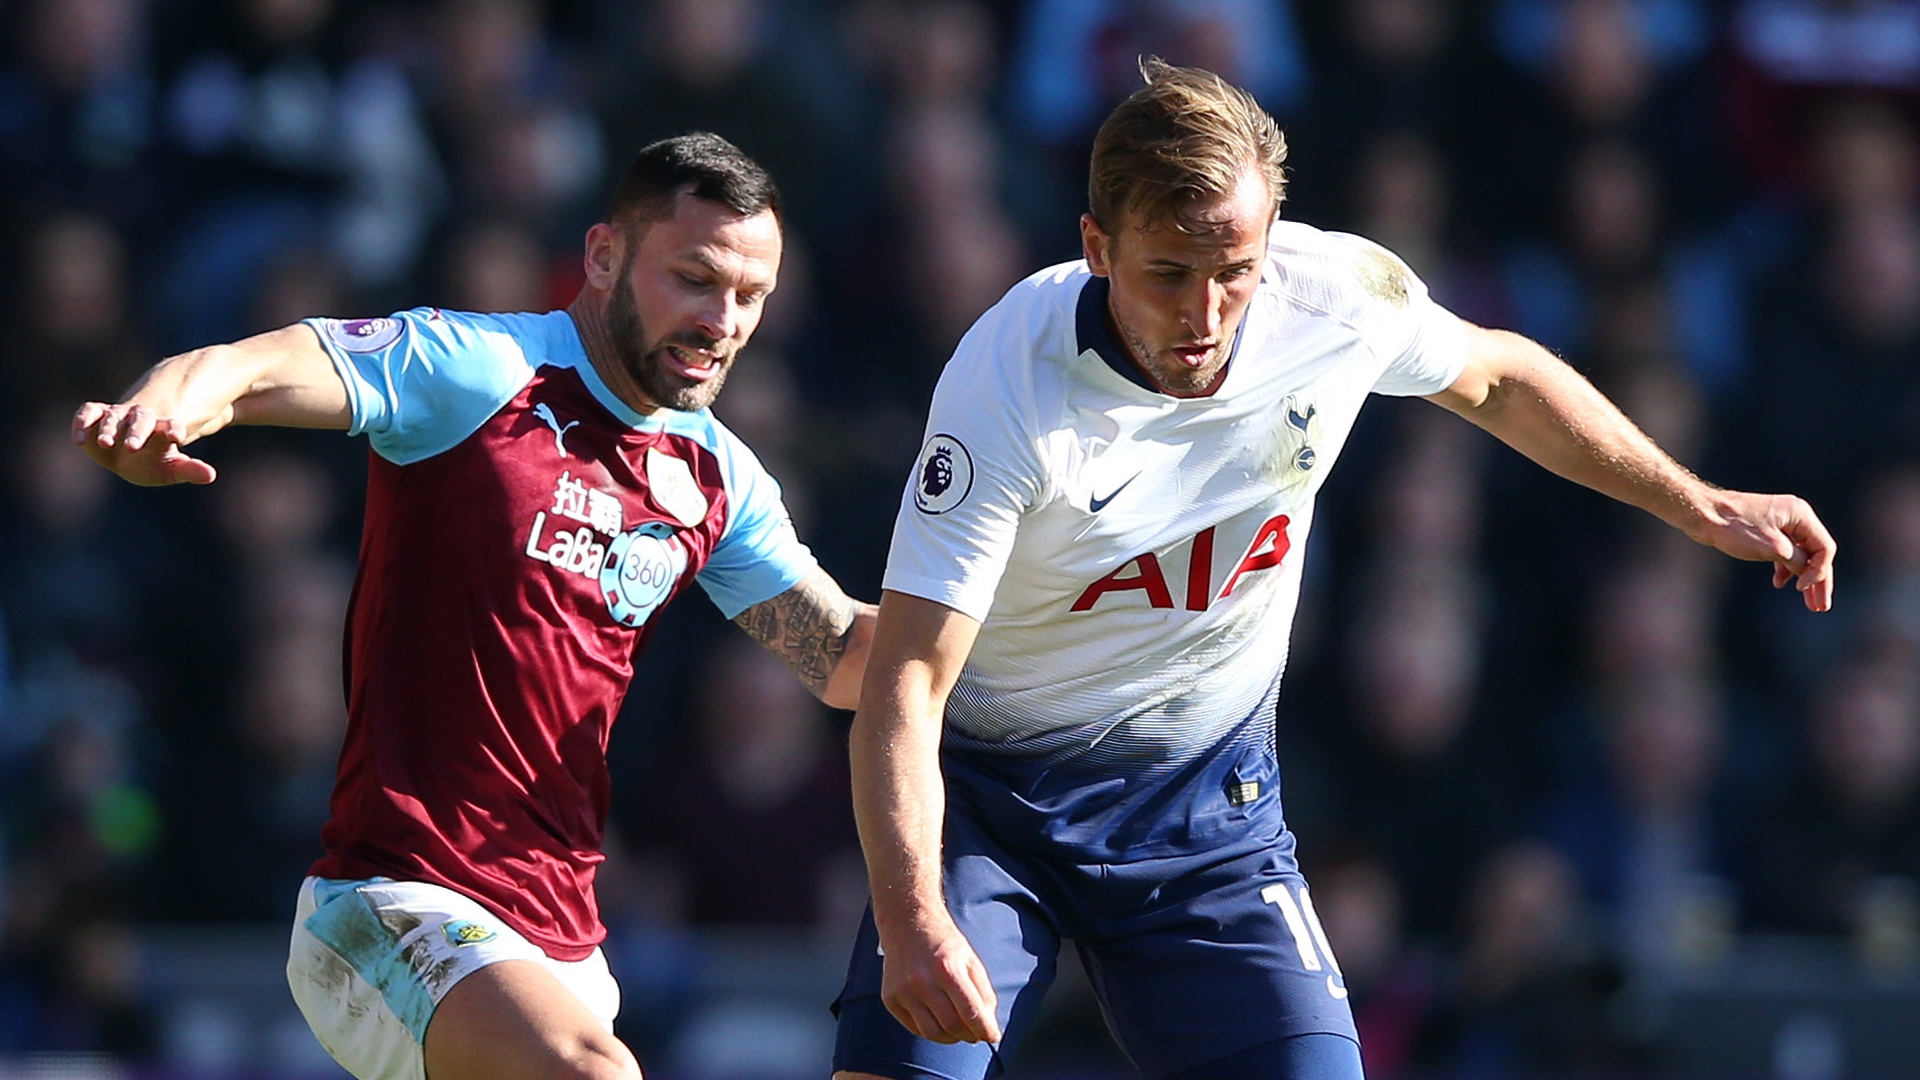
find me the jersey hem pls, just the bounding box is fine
[308,858,602,963]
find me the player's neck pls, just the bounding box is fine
[566,292,664,416]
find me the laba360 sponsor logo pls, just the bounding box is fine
[525,470,623,577]
[600,522,688,628]
[523,470,687,627]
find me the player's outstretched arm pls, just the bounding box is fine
[1426,322,1836,612]
[732,568,877,709]
[73,323,351,486]
[849,590,1002,1046]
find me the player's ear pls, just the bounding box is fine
[583,222,623,291]
[1082,213,1114,278]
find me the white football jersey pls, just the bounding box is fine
[886,221,1467,806]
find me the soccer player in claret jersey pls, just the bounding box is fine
[830,62,1836,1080]
[74,134,875,1080]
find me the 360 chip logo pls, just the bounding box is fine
[913,434,973,515]
[600,521,687,628]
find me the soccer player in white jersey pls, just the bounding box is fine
[828,62,1836,1080]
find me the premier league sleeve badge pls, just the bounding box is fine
[913,434,974,515]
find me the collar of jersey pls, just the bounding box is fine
[1074,275,1244,398]
[557,312,700,433]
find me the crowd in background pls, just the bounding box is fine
[4,0,1920,1074]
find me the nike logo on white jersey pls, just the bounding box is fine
[533,403,579,456]
[1089,473,1140,512]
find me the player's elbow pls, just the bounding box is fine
[1429,326,1555,419]
[563,1041,644,1080]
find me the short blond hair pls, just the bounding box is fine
[1088,59,1288,234]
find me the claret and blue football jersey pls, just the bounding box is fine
[884,221,1469,860]
[302,307,815,961]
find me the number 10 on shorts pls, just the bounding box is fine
[1262,882,1349,1000]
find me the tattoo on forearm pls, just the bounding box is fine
[734,570,858,697]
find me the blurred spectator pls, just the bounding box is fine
[249,243,346,330]
[1327,410,1525,937]
[1418,840,1635,1076]
[1009,0,1307,146]
[0,0,159,226]
[0,909,159,1056]
[888,105,1028,361]
[1474,0,1724,238]
[1810,95,1920,214]
[0,413,170,1007]
[710,343,814,531]
[1499,138,1748,396]
[1730,196,1920,548]
[1286,0,1477,229]
[1337,127,1511,335]
[1588,530,1722,679]
[796,0,1029,597]
[1856,466,1920,651]
[209,450,352,915]
[1350,556,1485,762]
[1004,0,1308,257]
[837,1,1026,406]
[1367,403,1486,564]
[1352,131,1450,287]
[1548,665,1737,980]
[598,0,853,247]
[1725,0,1920,200]
[1739,648,1920,936]
[428,0,597,233]
[155,0,442,346]
[1335,552,1526,940]
[1312,848,1440,1079]
[1728,101,1920,499]
[4,409,140,672]
[440,216,553,313]
[0,620,159,1055]
[624,636,864,932]
[1588,284,1709,461]
[14,211,150,410]
[848,0,999,110]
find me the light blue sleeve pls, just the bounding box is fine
[695,426,819,619]
[304,308,537,465]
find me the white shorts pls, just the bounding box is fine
[286,876,619,1080]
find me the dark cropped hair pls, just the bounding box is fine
[605,133,783,230]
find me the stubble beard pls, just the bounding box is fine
[1113,310,1224,395]
[608,263,735,412]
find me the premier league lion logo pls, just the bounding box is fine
[912,434,973,515]
[922,445,954,498]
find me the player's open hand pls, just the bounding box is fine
[1689,489,1835,612]
[878,916,1002,1046]
[72,401,219,486]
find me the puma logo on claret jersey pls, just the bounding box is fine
[533,403,579,457]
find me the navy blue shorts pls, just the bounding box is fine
[831,808,1358,1079]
